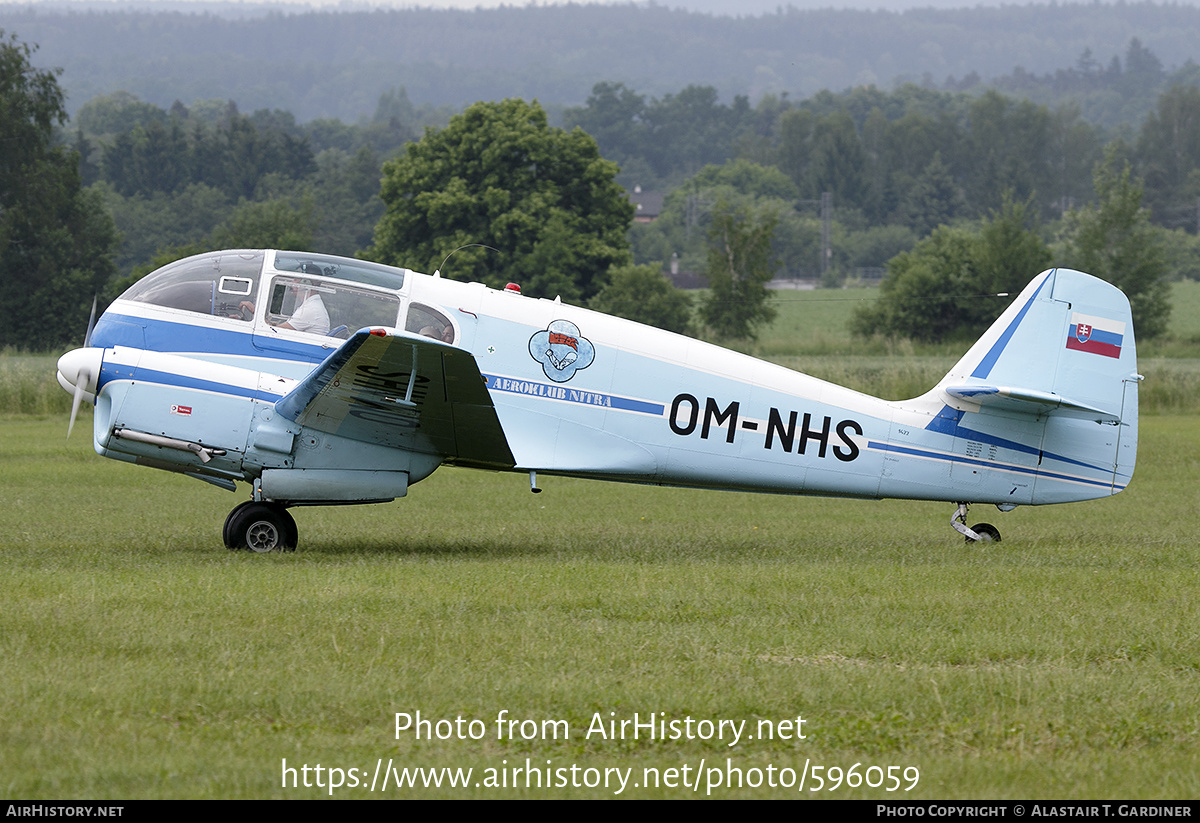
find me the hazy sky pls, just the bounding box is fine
[8,0,1193,13]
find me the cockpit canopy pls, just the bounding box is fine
[121,250,268,317]
[122,251,409,311]
[119,249,455,343]
[271,251,408,291]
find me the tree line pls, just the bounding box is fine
[6,2,1200,123]
[565,41,1200,236]
[73,37,1200,285]
[73,88,448,274]
[5,27,1198,350]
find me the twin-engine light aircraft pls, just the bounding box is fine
[56,249,1140,551]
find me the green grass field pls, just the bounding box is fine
[2,281,1197,798]
[2,414,1198,799]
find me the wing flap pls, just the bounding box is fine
[275,328,515,467]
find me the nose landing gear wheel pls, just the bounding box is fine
[224,502,297,552]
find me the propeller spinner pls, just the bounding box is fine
[58,298,103,438]
[57,347,104,437]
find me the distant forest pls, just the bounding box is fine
[5,1,1200,123]
[4,2,1200,288]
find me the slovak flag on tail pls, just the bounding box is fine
[1066,312,1124,359]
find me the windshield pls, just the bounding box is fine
[121,250,265,321]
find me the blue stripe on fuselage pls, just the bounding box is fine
[93,312,334,365]
[868,439,1123,491]
[925,404,1111,474]
[484,373,665,416]
[98,365,285,402]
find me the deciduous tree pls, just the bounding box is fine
[851,196,1050,342]
[588,263,693,335]
[0,31,118,349]
[699,200,778,340]
[369,98,633,302]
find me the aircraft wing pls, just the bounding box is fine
[943,384,1121,423]
[274,328,516,468]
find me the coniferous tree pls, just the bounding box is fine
[896,152,962,238]
[1137,84,1200,231]
[1058,147,1171,339]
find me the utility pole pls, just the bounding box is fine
[821,191,833,277]
[685,188,713,239]
[795,192,835,281]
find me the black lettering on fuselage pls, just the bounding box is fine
[669,393,700,436]
[833,419,863,462]
[765,408,797,452]
[798,413,831,458]
[702,397,739,444]
[669,393,862,463]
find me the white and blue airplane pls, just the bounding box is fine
[56,249,1140,551]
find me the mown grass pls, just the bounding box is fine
[2,415,1198,798]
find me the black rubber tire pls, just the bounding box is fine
[966,522,1001,543]
[224,502,297,552]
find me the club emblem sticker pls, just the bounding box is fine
[529,320,595,382]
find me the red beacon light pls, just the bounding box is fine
[504,283,521,294]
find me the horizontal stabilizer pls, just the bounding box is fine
[942,384,1121,423]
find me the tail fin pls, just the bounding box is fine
[935,268,1137,421]
[918,268,1140,501]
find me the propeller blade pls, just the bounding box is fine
[67,367,90,438]
[83,295,98,348]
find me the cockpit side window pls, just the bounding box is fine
[121,251,265,321]
[272,252,406,290]
[265,276,401,338]
[405,303,455,344]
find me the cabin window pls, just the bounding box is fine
[265,276,400,338]
[121,250,265,321]
[405,303,455,344]
[272,252,406,291]
[218,276,254,296]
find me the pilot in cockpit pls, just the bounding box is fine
[240,280,331,336]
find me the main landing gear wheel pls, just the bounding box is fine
[224,502,297,552]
